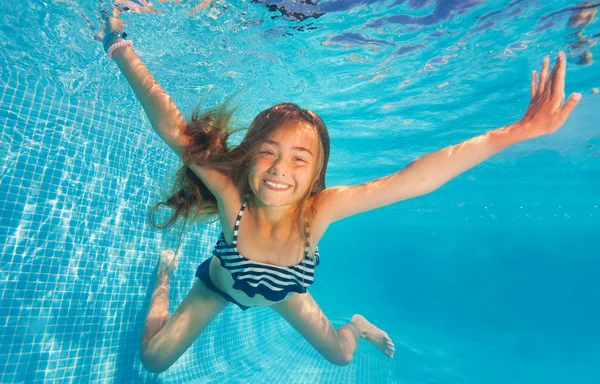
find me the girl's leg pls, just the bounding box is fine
[139,252,229,373]
[270,292,395,366]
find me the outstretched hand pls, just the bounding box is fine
[104,8,124,36]
[519,52,581,139]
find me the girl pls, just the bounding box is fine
[103,9,581,374]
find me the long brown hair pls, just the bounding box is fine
[149,101,331,254]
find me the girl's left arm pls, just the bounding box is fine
[317,52,582,224]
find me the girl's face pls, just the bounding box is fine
[249,121,320,208]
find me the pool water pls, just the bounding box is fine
[1,0,599,383]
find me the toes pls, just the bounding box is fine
[159,250,178,274]
[161,250,176,259]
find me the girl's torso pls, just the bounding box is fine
[209,191,328,308]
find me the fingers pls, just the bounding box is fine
[551,52,566,99]
[559,93,582,121]
[530,71,537,100]
[535,53,567,105]
[538,56,550,94]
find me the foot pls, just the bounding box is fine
[351,314,395,358]
[158,250,178,278]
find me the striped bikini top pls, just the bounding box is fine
[212,194,320,302]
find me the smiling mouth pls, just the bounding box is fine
[263,179,292,191]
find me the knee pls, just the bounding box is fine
[139,344,172,374]
[325,350,353,366]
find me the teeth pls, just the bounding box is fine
[265,180,289,189]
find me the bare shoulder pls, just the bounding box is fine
[308,189,338,246]
[187,163,242,241]
[187,163,236,201]
[310,186,344,224]
[215,183,244,243]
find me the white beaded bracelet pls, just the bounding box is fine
[107,40,133,60]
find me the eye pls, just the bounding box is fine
[293,157,307,163]
[259,150,275,156]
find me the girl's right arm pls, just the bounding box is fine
[106,14,235,198]
[112,46,190,155]
[106,13,188,156]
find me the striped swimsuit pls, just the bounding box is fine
[196,193,320,310]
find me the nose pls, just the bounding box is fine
[268,158,288,177]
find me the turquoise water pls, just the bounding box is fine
[1,0,599,382]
